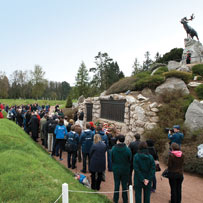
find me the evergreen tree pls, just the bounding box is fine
[132,58,141,75]
[155,52,161,62]
[90,52,124,92]
[142,51,153,71]
[75,61,89,97]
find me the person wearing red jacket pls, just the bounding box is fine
[0,109,4,119]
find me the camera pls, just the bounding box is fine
[165,128,174,133]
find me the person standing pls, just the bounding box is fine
[111,134,131,203]
[168,125,184,148]
[54,118,68,161]
[40,114,47,146]
[133,142,155,203]
[89,134,107,190]
[80,123,94,173]
[66,125,79,169]
[29,112,39,142]
[128,133,141,186]
[106,126,117,172]
[0,109,4,119]
[46,115,56,152]
[75,124,82,162]
[146,139,159,193]
[168,143,184,203]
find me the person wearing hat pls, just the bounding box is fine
[168,125,184,148]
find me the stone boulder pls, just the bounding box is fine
[155,77,190,96]
[188,82,202,87]
[167,61,181,71]
[141,88,154,98]
[182,38,203,65]
[100,91,107,96]
[78,95,85,103]
[185,100,203,131]
[177,64,190,72]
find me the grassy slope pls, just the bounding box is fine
[0,99,65,108]
[0,119,110,203]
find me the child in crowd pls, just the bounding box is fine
[74,173,91,188]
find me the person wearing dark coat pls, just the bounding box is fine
[128,133,141,186]
[66,125,79,169]
[146,139,159,192]
[133,142,155,203]
[73,110,78,122]
[16,109,23,127]
[168,143,184,203]
[106,126,117,172]
[78,110,84,121]
[79,123,94,173]
[67,119,74,132]
[29,112,39,142]
[89,134,107,190]
[25,111,31,134]
[111,135,131,203]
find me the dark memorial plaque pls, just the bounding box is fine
[100,100,126,122]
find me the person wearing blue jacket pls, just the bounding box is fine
[79,123,94,173]
[54,118,68,160]
[66,125,79,169]
[96,125,108,147]
[168,125,184,148]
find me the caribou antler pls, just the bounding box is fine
[187,13,195,21]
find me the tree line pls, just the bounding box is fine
[0,48,183,101]
[0,65,71,100]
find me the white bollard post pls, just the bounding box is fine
[129,185,133,203]
[62,183,69,203]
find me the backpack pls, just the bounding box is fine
[65,133,77,152]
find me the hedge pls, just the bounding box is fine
[106,76,137,94]
[154,66,168,75]
[164,70,192,83]
[134,75,165,91]
[195,84,203,99]
[192,64,203,76]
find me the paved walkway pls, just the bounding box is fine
[46,107,203,202]
[42,146,203,203]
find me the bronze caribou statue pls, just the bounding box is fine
[180,14,199,40]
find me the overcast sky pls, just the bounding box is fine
[0,0,203,85]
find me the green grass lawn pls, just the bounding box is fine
[0,119,111,203]
[0,99,65,108]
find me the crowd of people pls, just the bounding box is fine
[0,102,185,203]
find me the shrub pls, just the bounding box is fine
[135,71,151,79]
[62,108,77,120]
[144,127,168,152]
[195,84,203,99]
[164,70,192,83]
[145,91,194,153]
[65,95,73,108]
[154,66,168,75]
[134,75,165,91]
[192,64,203,76]
[2,110,7,118]
[106,76,137,94]
[182,133,203,175]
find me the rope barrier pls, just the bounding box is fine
[68,189,129,194]
[53,193,62,203]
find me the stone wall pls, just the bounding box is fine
[78,92,160,144]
